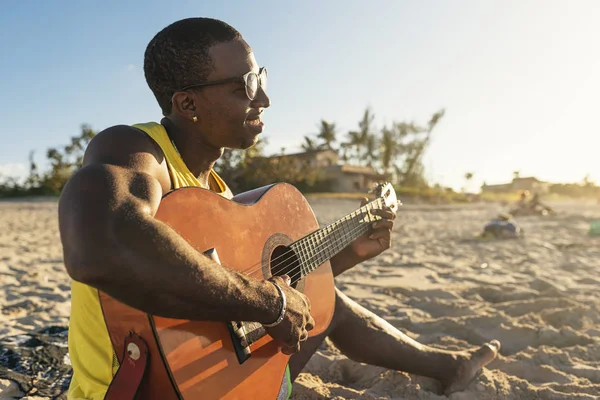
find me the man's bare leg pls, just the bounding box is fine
[290,288,500,395]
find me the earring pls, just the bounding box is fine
[192,116,198,123]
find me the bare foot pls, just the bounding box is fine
[442,340,501,396]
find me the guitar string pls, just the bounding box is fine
[243,198,385,281]
[241,218,375,337]
[240,198,385,279]
[287,220,373,286]
[240,199,381,279]
[170,136,395,288]
[252,211,371,285]
[238,199,388,337]
[276,206,378,286]
[244,198,381,279]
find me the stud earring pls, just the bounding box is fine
[192,116,198,123]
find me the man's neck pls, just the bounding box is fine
[161,118,221,188]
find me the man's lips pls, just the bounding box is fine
[245,114,264,127]
[246,117,262,125]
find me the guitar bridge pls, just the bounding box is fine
[227,321,268,364]
[202,248,267,365]
[227,321,251,364]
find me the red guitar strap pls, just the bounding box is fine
[104,332,149,400]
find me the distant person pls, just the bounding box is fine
[518,190,530,205]
[483,213,523,239]
[525,192,554,214]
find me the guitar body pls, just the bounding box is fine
[99,183,336,399]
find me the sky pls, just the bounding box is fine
[0,0,598,192]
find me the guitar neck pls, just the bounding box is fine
[290,197,385,279]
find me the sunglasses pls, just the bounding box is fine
[179,67,268,101]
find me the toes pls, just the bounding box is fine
[488,339,501,351]
[443,369,484,396]
[473,340,501,367]
[442,341,501,396]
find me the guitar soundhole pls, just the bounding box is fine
[270,245,301,289]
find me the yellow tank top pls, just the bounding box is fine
[67,121,230,399]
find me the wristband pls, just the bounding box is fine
[263,281,287,328]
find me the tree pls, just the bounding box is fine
[316,120,337,150]
[364,133,378,167]
[0,124,98,197]
[583,173,594,187]
[401,109,445,182]
[463,172,474,193]
[379,126,397,174]
[513,171,520,180]
[301,136,319,151]
[214,137,269,192]
[40,124,97,194]
[344,130,363,165]
[343,107,376,166]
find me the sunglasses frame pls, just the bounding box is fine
[178,67,267,101]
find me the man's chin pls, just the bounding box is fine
[238,134,260,150]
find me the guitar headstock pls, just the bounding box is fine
[371,182,401,212]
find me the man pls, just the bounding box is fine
[58,17,500,399]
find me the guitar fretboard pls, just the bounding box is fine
[289,197,385,281]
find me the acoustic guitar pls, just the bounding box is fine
[98,182,399,399]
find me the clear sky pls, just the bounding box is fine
[1,1,598,191]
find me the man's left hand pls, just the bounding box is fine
[331,197,397,275]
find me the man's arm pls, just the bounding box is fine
[58,126,282,324]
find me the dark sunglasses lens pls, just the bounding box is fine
[245,73,258,100]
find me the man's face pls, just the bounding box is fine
[188,39,270,150]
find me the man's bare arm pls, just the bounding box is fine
[58,126,281,323]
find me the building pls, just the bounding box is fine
[481,177,549,194]
[322,164,388,192]
[260,149,388,192]
[265,149,338,169]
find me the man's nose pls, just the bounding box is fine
[252,86,270,109]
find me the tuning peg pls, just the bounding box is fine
[368,182,381,194]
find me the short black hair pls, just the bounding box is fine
[144,17,242,116]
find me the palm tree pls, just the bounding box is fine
[357,108,375,165]
[364,133,378,167]
[402,109,445,180]
[583,173,593,187]
[380,126,396,173]
[316,120,337,150]
[345,130,363,165]
[513,170,520,180]
[464,172,474,192]
[343,107,376,166]
[301,136,318,152]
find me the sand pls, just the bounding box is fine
[1,198,599,399]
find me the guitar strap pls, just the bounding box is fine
[103,332,149,400]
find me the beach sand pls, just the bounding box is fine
[1,198,599,399]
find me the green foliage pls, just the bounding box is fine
[549,177,600,198]
[3,114,598,202]
[214,106,446,194]
[214,138,328,193]
[336,107,445,187]
[393,185,471,204]
[0,124,96,198]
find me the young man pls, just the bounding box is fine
[58,17,500,399]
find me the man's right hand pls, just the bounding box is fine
[263,275,315,355]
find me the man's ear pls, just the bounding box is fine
[171,92,197,119]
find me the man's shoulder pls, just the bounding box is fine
[91,124,160,150]
[84,124,165,166]
[81,124,171,192]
